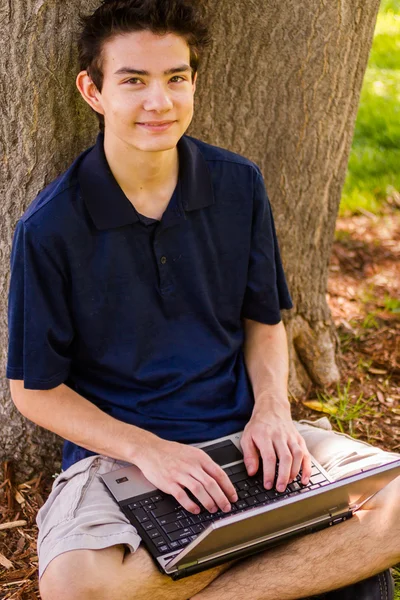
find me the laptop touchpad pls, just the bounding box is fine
[201,440,243,466]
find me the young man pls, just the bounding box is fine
[7,1,399,598]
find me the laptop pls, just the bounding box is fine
[101,430,400,580]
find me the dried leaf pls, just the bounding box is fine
[377,391,385,403]
[0,552,13,569]
[34,492,44,508]
[14,535,26,555]
[303,400,338,415]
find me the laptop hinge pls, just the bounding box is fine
[330,506,351,519]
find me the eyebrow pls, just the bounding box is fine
[114,64,192,76]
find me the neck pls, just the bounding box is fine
[103,131,179,201]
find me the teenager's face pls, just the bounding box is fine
[91,31,196,152]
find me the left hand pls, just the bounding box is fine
[240,406,312,493]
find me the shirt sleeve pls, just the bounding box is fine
[241,169,293,325]
[6,219,74,389]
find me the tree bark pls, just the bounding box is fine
[0,0,380,480]
[0,0,100,480]
[193,0,380,397]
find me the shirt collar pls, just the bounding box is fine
[78,133,214,231]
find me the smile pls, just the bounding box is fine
[136,121,176,131]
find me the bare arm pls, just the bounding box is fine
[10,380,237,513]
[9,380,154,464]
[241,318,312,491]
[243,318,290,411]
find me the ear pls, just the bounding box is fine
[192,71,197,94]
[76,71,105,116]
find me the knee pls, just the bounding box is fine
[40,570,104,600]
[384,475,400,527]
[39,551,115,600]
[40,576,102,600]
[364,473,400,514]
[362,473,400,556]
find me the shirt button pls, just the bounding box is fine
[160,256,167,265]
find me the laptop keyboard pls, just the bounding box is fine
[125,461,329,556]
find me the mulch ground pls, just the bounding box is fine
[1,209,399,599]
[291,209,400,451]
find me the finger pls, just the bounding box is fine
[202,460,238,504]
[273,441,293,492]
[169,484,202,515]
[240,435,260,476]
[300,448,312,485]
[193,471,233,513]
[258,440,277,489]
[180,475,219,514]
[287,441,304,481]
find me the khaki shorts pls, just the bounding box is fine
[36,418,399,581]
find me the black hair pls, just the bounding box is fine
[78,0,211,131]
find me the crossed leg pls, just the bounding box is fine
[191,473,400,600]
[39,543,237,600]
[39,473,400,600]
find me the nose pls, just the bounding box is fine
[143,82,173,113]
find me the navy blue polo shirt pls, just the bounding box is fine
[7,133,292,470]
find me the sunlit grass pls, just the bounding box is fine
[339,9,400,591]
[316,380,374,436]
[340,0,400,216]
[384,295,400,313]
[395,565,400,600]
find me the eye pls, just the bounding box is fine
[125,78,142,85]
[169,76,185,83]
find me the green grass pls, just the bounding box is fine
[361,312,380,329]
[315,377,400,596]
[332,6,400,594]
[384,295,400,313]
[340,0,400,215]
[316,380,374,436]
[395,566,400,600]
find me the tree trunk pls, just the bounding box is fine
[193,0,380,397]
[0,0,100,479]
[0,0,380,480]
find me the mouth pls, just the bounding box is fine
[136,121,176,131]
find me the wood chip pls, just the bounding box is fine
[357,207,377,219]
[369,367,388,375]
[17,483,32,490]
[14,490,25,505]
[0,552,13,569]
[0,520,27,531]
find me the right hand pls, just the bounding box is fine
[135,436,239,515]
